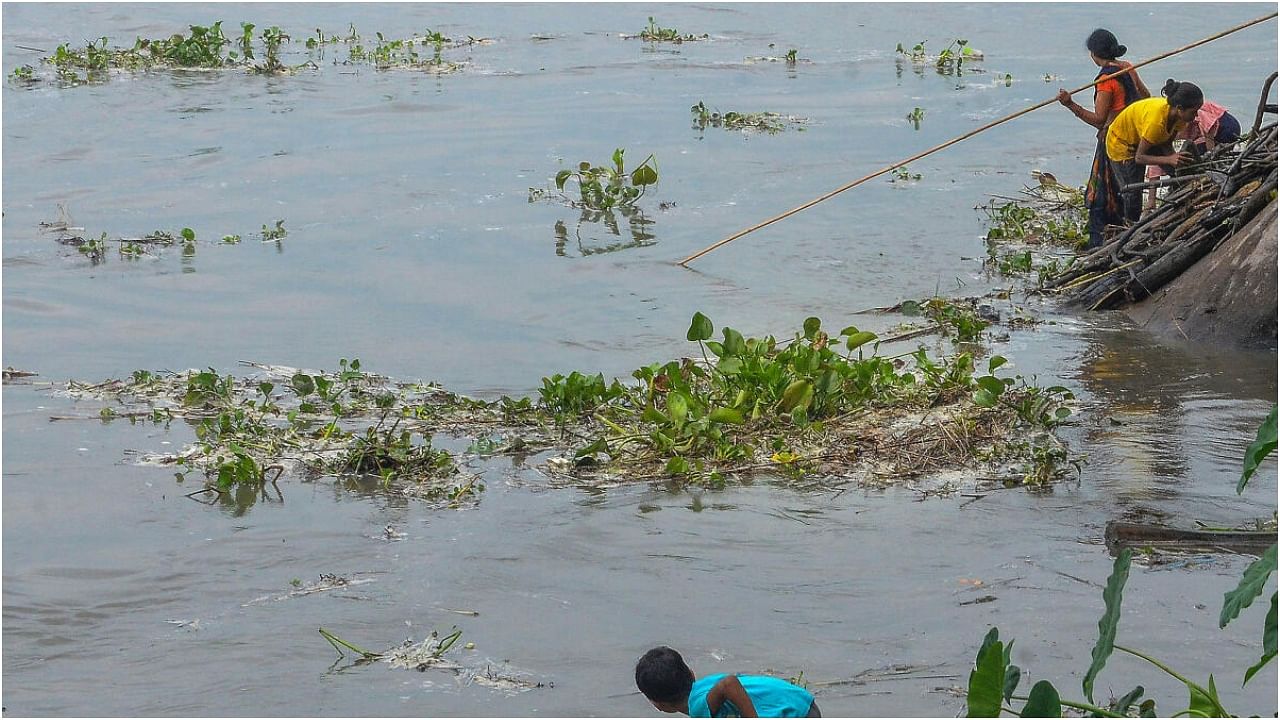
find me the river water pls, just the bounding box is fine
[3,3,1276,716]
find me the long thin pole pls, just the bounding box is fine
[678,12,1278,267]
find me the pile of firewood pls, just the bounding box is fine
[1045,80,1278,310]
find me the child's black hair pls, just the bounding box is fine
[1086,28,1126,60]
[1161,79,1204,109]
[635,646,696,704]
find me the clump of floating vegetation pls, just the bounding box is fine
[41,213,289,265]
[61,358,494,507]
[528,148,660,211]
[744,47,803,65]
[536,313,1074,488]
[635,16,707,43]
[978,171,1088,284]
[56,313,1075,501]
[318,627,545,689]
[23,20,478,85]
[690,101,808,135]
[895,38,984,75]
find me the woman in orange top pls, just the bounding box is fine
[1057,29,1150,248]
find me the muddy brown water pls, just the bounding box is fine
[3,3,1277,716]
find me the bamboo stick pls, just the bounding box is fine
[679,12,1278,266]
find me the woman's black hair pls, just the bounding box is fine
[1162,79,1204,109]
[1086,28,1126,60]
[635,646,696,704]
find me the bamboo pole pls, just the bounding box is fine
[678,12,1278,267]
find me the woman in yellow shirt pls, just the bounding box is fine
[1105,79,1203,221]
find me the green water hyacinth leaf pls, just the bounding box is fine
[1220,543,1276,628]
[802,316,821,339]
[709,407,744,425]
[291,372,316,397]
[1243,592,1276,685]
[181,227,195,241]
[687,312,713,342]
[667,391,690,426]
[722,327,746,356]
[1239,405,1276,494]
[1083,548,1131,703]
[717,357,743,376]
[779,379,813,413]
[973,388,999,408]
[845,331,877,351]
[976,376,1005,397]
[988,355,1007,373]
[554,169,572,190]
[630,164,658,186]
[1020,680,1061,718]
[966,628,1005,717]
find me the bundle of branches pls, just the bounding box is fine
[1044,119,1277,310]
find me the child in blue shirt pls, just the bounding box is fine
[635,646,820,718]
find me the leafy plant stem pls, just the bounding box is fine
[1007,695,1121,717]
[318,627,379,659]
[1114,645,1225,716]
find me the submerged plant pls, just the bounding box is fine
[906,107,926,130]
[690,101,805,134]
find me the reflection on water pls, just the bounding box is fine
[1069,319,1276,512]
[554,205,657,257]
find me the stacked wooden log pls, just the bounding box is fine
[1045,123,1278,310]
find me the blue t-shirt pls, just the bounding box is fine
[687,673,814,718]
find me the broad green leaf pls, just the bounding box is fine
[181,227,195,241]
[665,456,690,475]
[291,372,316,397]
[1138,700,1156,717]
[977,376,1006,396]
[900,299,922,316]
[642,406,667,425]
[840,325,859,337]
[1083,549,1131,703]
[631,164,658,186]
[1239,406,1277,494]
[706,341,725,357]
[667,392,689,425]
[846,331,877,351]
[988,355,1007,373]
[611,147,624,172]
[687,312,713,342]
[578,161,591,172]
[974,388,999,408]
[966,629,1006,717]
[718,357,743,376]
[1220,543,1276,628]
[555,169,572,189]
[709,407,744,425]
[1243,592,1276,685]
[722,327,746,356]
[1020,680,1061,718]
[802,316,821,340]
[779,380,814,413]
